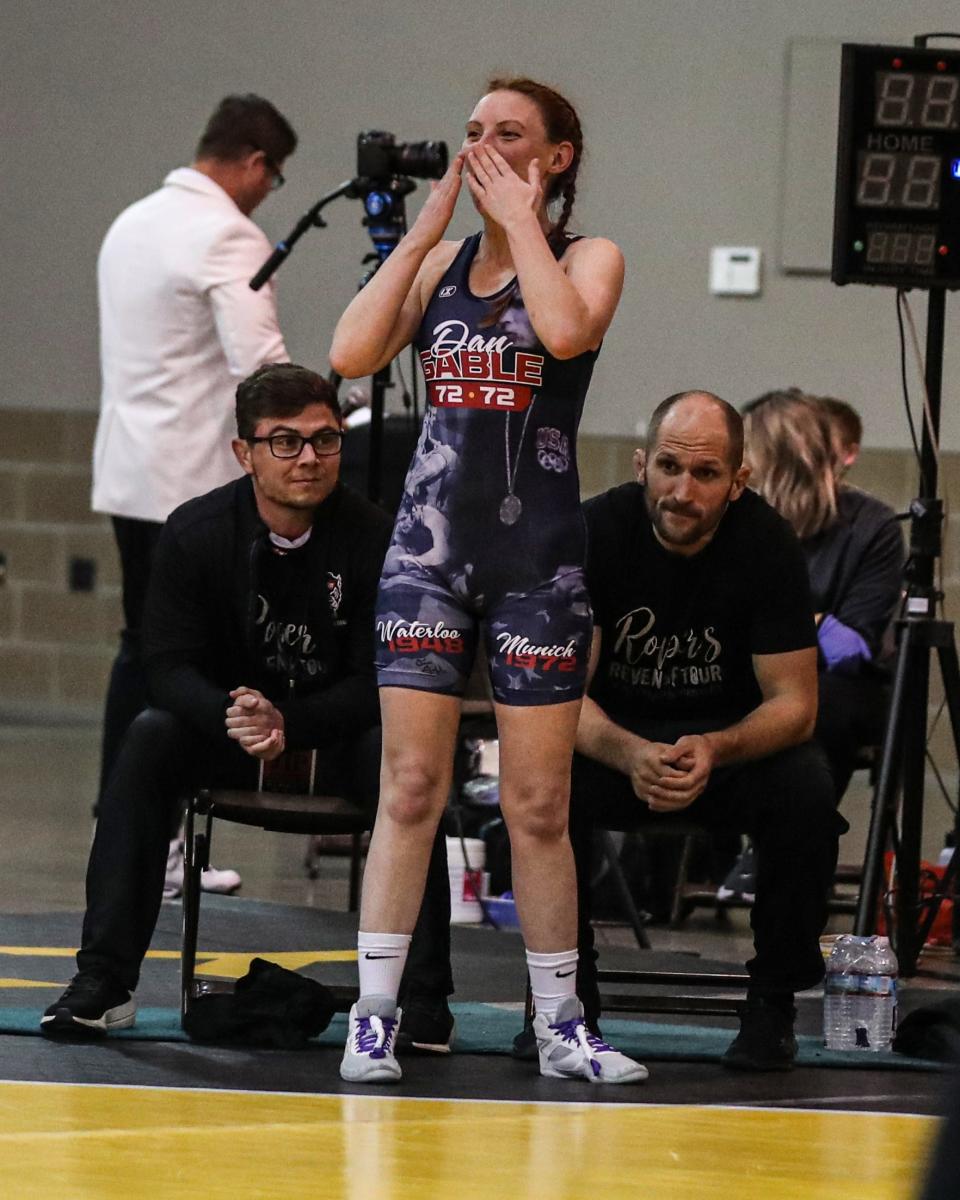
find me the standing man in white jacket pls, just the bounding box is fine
[91,95,297,864]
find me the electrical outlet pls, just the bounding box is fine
[69,557,97,592]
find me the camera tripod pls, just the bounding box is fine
[854,287,960,974]
[332,175,421,505]
[250,172,423,506]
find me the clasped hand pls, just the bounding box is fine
[465,145,542,229]
[628,734,714,812]
[225,687,285,762]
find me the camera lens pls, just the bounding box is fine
[395,140,448,180]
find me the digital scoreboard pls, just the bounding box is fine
[832,43,960,288]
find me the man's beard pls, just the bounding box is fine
[646,496,727,549]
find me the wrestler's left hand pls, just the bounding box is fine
[465,145,542,229]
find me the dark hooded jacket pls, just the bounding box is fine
[142,476,391,749]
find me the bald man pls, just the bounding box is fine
[571,391,847,1071]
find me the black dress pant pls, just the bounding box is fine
[570,741,848,1028]
[815,670,890,801]
[78,708,453,999]
[97,516,164,805]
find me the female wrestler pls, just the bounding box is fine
[331,77,645,1085]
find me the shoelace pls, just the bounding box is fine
[354,1014,396,1059]
[551,1017,615,1079]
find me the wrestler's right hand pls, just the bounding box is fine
[407,152,464,248]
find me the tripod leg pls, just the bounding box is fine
[935,640,960,764]
[914,637,960,949]
[855,622,914,934]
[895,634,930,974]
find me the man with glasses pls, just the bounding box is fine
[44,364,454,1037]
[91,96,297,897]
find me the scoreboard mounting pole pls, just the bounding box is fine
[837,36,960,972]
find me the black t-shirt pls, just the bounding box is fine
[585,483,816,735]
[255,538,329,687]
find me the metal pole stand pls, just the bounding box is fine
[853,289,960,974]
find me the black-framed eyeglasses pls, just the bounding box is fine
[264,156,285,191]
[248,431,342,458]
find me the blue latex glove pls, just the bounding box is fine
[818,614,871,674]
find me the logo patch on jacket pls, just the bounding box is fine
[327,572,344,623]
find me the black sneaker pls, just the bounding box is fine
[512,1023,538,1060]
[394,995,455,1054]
[721,996,797,1071]
[40,972,137,1038]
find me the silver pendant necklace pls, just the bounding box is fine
[500,397,536,526]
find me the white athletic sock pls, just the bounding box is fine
[357,931,412,1003]
[526,948,579,1023]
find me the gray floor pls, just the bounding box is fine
[1,718,957,1113]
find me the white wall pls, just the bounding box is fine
[4,0,959,448]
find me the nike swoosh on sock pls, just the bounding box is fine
[555,969,576,978]
[364,953,400,960]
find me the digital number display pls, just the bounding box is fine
[856,151,941,209]
[875,71,959,129]
[833,44,960,288]
[865,228,937,267]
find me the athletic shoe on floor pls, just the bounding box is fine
[533,996,648,1084]
[721,995,797,1071]
[340,996,403,1083]
[40,972,136,1038]
[716,844,756,904]
[163,838,242,900]
[200,863,242,894]
[395,995,455,1054]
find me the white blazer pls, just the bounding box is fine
[92,168,289,523]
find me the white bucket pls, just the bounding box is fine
[446,836,487,924]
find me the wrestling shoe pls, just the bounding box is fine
[395,995,455,1054]
[340,996,403,1083]
[40,972,136,1038]
[716,844,756,904]
[721,995,797,1071]
[163,838,242,900]
[533,996,648,1084]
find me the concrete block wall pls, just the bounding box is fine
[0,410,120,717]
[0,408,958,754]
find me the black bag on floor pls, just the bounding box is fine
[183,957,337,1048]
[893,998,960,1063]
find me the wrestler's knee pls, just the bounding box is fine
[380,756,448,827]
[501,779,569,844]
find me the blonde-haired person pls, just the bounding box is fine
[744,391,904,800]
[816,395,863,478]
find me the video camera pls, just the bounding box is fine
[248,132,448,291]
[356,131,448,183]
[352,131,449,264]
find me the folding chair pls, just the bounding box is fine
[180,787,367,1023]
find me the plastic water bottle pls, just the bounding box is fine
[823,934,898,1051]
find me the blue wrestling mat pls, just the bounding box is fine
[0,1002,941,1071]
